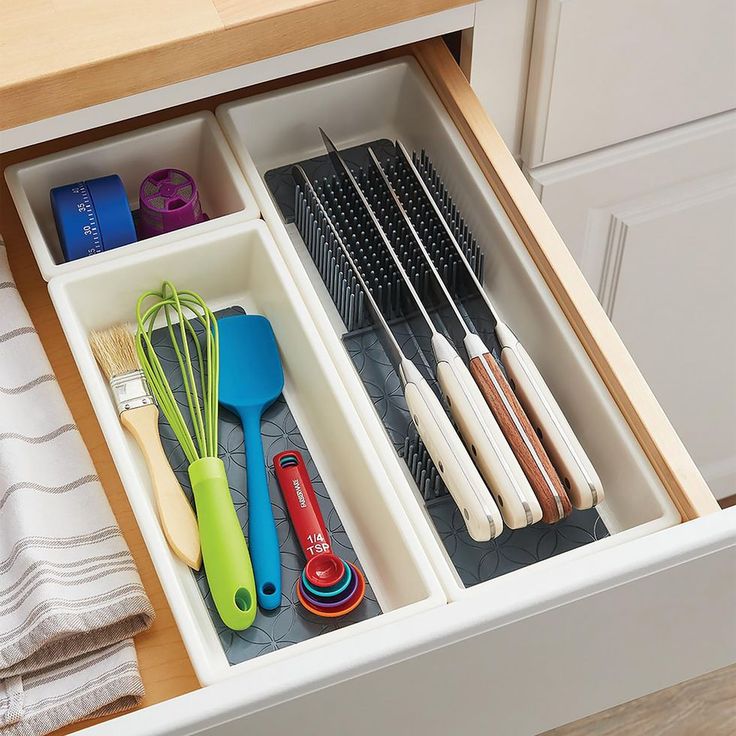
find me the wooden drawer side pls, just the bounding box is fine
[411,38,719,522]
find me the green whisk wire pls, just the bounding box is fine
[135,282,219,465]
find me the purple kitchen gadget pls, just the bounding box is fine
[137,168,208,238]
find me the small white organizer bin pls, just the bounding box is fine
[6,112,259,281]
[49,220,444,685]
[215,58,681,601]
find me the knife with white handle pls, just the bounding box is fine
[402,359,503,541]
[293,163,501,541]
[395,140,603,511]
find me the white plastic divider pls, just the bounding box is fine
[6,112,259,281]
[214,57,681,600]
[49,220,445,685]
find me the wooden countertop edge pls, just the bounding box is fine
[0,0,468,133]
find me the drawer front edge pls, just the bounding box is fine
[80,509,736,736]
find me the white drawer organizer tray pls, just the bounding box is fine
[216,58,681,602]
[49,220,445,685]
[5,112,259,281]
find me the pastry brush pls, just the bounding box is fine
[90,324,201,570]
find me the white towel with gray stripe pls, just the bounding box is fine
[0,242,154,735]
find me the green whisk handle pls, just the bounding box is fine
[189,457,257,630]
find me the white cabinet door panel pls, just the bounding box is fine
[523,0,736,166]
[607,186,736,500]
[461,0,536,157]
[529,112,736,498]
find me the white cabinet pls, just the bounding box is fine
[522,0,736,166]
[528,112,736,499]
[460,0,536,156]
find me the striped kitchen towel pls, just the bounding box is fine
[0,240,154,735]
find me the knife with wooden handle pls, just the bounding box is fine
[367,147,542,528]
[467,343,571,522]
[433,336,539,528]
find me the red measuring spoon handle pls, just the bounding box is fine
[274,450,331,560]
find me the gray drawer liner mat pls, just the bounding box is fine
[152,306,381,666]
[266,141,610,590]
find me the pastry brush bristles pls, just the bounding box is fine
[90,324,141,380]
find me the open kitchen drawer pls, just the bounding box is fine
[215,43,720,600]
[3,39,735,736]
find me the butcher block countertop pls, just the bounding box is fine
[0,0,468,131]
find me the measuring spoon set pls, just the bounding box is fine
[275,451,366,617]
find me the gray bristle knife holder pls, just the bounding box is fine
[152,307,381,665]
[266,140,609,588]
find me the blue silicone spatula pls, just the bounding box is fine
[218,314,283,610]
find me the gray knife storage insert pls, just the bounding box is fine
[152,307,381,666]
[266,141,609,589]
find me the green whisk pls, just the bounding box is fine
[136,281,256,630]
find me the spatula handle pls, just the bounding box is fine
[243,410,282,610]
[188,457,256,630]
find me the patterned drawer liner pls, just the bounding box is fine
[153,307,381,665]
